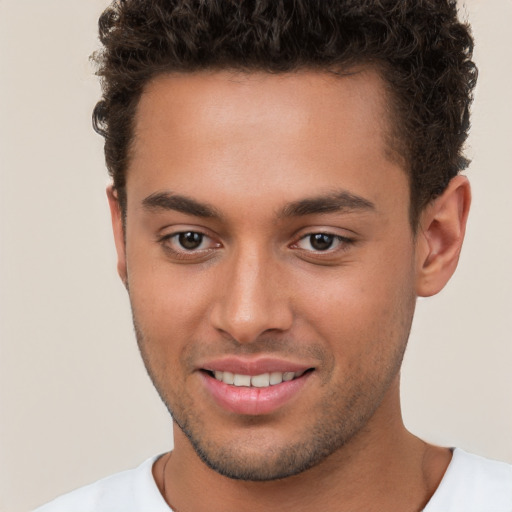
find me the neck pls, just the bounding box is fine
[155,385,451,512]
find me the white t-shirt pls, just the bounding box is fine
[34,449,512,512]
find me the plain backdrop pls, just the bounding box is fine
[0,1,511,511]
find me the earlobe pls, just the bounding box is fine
[415,175,471,297]
[106,185,128,286]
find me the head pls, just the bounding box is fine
[93,0,476,481]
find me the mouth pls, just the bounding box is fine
[199,365,315,415]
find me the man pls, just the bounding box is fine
[35,0,511,511]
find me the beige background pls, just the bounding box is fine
[0,1,511,511]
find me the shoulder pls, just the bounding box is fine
[425,448,512,512]
[33,455,171,512]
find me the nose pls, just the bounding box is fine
[210,247,294,344]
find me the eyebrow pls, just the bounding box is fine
[279,190,376,218]
[141,189,375,220]
[142,191,222,218]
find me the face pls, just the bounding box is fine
[115,69,419,480]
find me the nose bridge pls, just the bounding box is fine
[211,242,292,343]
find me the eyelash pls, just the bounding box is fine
[157,230,355,261]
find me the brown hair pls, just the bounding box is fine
[93,0,477,226]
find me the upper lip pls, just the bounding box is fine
[199,356,314,376]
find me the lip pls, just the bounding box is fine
[199,356,312,376]
[199,367,313,416]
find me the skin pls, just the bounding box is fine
[108,69,470,511]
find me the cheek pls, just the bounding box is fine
[126,254,213,349]
[295,250,416,356]
[127,269,208,393]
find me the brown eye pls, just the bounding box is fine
[178,232,204,250]
[309,233,335,251]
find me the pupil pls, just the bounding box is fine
[179,232,202,250]
[310,233,334,251]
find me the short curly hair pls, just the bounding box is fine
[92,0,477,227]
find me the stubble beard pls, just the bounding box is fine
[132,318,411,482]
[171,382,396,481]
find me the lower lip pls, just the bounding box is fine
[200,371,312,416]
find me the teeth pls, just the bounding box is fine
[212,370,303,387]
[233,374,251,387]
[251,373,270,388]
[223,371,234,385]
[269,371,283,385]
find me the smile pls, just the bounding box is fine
[201,367,314,415]
[211,370,307,388]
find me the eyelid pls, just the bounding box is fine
[157,224,218,242]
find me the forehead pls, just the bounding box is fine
[128,69,408,219]
[133,68,391,156]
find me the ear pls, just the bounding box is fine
[107,185,128,286]
[415,175,471,297]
